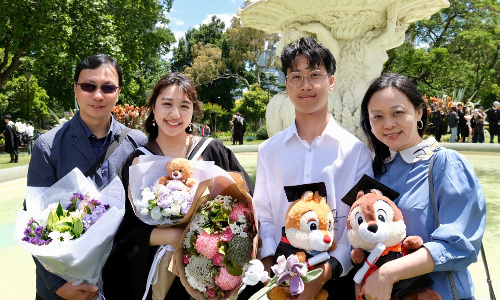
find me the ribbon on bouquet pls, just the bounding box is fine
[142,244,176,300]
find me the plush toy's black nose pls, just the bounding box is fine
[367,224,378,233]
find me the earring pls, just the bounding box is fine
[153,119,156,126]
[417,120,423,129]
[185,123,193,134]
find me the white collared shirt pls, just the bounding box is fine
[253,114,373,276]
[387,137,441,164]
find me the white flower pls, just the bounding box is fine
[140,208,149,215]
[47,203,59,210]
[141,188,155,202]
[170,202,181,216]
[243,260,269,286]
[161,208,171,217]
[150,206,162,221]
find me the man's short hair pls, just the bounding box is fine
[281,36,336,76]
[74,54,123,87]
[28,120,33,125]
[457,103,463,107]
[3,114,11,120]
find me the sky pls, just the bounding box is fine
[166,0,246,42]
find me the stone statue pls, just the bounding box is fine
[240,0,450,138]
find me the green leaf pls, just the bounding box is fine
[84,206,91,215]
[301,268,323,283]
[46,210,58,231]
[56,202,64,218]
[225,260,242,276]
[73,218,83,238]
[248,276,279,300]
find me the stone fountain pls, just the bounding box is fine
[239,0,450,138]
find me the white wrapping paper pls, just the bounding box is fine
[14,168,126,286]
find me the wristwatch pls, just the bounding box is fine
[327,257,343,280]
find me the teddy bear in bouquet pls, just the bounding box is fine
[267,183,336,300]
[157,158,197,190]
[156,158,198,215]
[343,175,441,300]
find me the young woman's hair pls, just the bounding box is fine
[281,36,336,76]
[360,73,428,175]
[144,73,203,140]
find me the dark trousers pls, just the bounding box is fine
[434,125,442,142]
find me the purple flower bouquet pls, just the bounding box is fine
[14,168,125,288]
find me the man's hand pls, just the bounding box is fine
[295,261,332,300]
[261,256,274,285]
[55,282,99,300]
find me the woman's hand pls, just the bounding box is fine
[359,266,395,300]
[150,227,185,247]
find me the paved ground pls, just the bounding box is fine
[1,145,498,299]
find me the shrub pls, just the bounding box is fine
[255,125,268,140]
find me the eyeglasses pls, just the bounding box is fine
[286,70,328,87]
[77,82,119,94]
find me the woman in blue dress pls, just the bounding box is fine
[359,73,486,300]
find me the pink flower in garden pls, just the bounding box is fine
[229,203,251,222]
[214,266,242,291]
[220,227,234,242]
[212,253,225,266]
[183,254,189,264]
[195,231,219,259]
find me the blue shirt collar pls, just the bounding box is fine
[77,111,116,139]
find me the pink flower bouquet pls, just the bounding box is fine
[175,183,257,300]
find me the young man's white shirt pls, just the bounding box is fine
[253,114,373,276]
[25,125,34,137]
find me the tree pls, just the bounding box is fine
[384,0,500,105]
[1,0,175,111]
[202,102,227,132]
[234,84,268,131]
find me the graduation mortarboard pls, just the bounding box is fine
[341,174,400,207]
[284,182,327,203]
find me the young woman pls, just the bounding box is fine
[359,73,486,300]
[102,73,253,300]
[463,107,473,143]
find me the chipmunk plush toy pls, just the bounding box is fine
[343,175,441,300]
[157,158,197,190]
[268,183,336,300]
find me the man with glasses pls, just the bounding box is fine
[27,54,147,300]
[253,37,372,299]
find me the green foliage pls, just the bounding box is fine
[256,125,268,140]
[203,102,228,132]
[384,0,500,107]
[234,84,268,132]
[0,75,49,128]
[1,0,175,115]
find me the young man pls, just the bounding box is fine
[27,54,147,300]
[486,101,500,143]
[24,120,35,155]
[253,37,373,299]
[432,105,444,142]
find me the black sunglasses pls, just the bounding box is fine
[77,82,119,94]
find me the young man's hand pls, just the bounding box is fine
[55,282,99,300]
[295,261,332,300]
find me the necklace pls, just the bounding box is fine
[158,135,192,156]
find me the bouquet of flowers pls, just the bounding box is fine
[240,255,324,300]
[175,183,257,300]
[14,168,125,289]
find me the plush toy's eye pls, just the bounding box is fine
[355,212,364,225]
[328,220,333,231]
[377,209,387,223]
[308,220,318,231]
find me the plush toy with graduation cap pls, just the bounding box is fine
[264,182,336,300]
[342,175,441,300]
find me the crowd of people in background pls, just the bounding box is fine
[430,100,500,143]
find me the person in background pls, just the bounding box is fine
[360,73,485,299]
[27,54,147,300]
[3,114,19,163]
[486,101,500,143]
[447,106,459,143]
[24,120,35,155]
[236,112,245,144]
[253,37,373,299]
[457,103,465,142]
[201,123,211,137]
[462,107,473,143]
[432,105,444,142]
[472,106,486,143]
